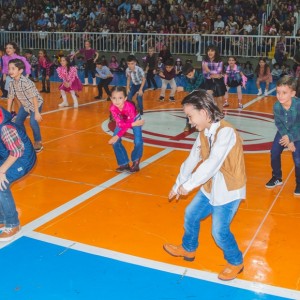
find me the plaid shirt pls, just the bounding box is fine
[126,65,145,85]
[8,75,43,113]
[202,60,223,79]
[273,97,300,142]
[1,125,24,158]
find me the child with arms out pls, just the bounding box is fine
[265,76,300,195]
[108,86,144,173]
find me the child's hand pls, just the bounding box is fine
[64,82,70,88]
[138,89,143,96]
[0,173,9,191]
[108,135,119,145]
[35,112,43,122]
[177,86,184,92]
[46,75,49,80]
[133,119,145,126]
[288,142,296,152]
[279,135,290,147]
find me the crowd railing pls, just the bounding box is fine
[0,31,298,59]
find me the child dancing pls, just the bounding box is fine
[108,86,144,173]
[56,56,82,108]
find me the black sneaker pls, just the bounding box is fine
[115,164,130,173]
[265,176,283,188]
[169,97,175,102]
[294,184,300,196]
[159,96,164,102]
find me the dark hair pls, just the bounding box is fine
[127,54,137,62]
[5,42,20,55]
[25,49,33,54]
[39,49,51,62]
[255,57,270,76]
[111,86,127,96]
[181,89,224,123]
[165,58,174,66]
[276,75,297,91]
[8,58,25,70]
[204,45,221,62]
[60,55,71,72]
[182,63,194,75]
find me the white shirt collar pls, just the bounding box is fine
[204,121,220,137]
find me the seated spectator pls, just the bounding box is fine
[271,63,283,80]
[214,15,225,31]
[243,61,254,79]
[109,55,119,72]
[243,19,252,34]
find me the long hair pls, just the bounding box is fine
[204,45,221,62]
[60,55,71,73]
[255,57,270,76]
[181,89,224,123]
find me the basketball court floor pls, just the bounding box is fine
[0,73,299,300]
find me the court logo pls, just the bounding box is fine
[102,109,275,153]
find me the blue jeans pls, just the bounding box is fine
[271,131,300,184]
[127,84,144,113]
[112,115,143,166]
[15,105,43,142]
[0,184,19,228]
[182,190,243,266]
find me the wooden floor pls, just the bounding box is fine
[0,81,299,300]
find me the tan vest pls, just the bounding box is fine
[200,120,246,193]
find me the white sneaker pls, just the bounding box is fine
[257,90,262,96]
[58,102,69,107]
[264,90,268,96]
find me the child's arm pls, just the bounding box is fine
[138,76,146,96]
[240,70,247,88]
[132,119,145,127]
[0,126,24,190]
[33,96,42,122]
[126,74,131,95]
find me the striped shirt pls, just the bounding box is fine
[8,75,43,113]
[126,65,145,85]
[1,125,24,158]
[202,60,223,79]
[273,97,300,142]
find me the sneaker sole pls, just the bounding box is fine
[35,146,44,153]
[294,192,300,196]
[265,182,283,189]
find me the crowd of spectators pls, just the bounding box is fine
[0,0,292,36]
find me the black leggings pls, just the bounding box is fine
[84,59,96,79]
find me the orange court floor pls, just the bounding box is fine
[0,82,299,300]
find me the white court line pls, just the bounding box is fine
[0,148,174,249]
[243,167,295,258]
[26,232,300,300]
[243,88,276,109]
